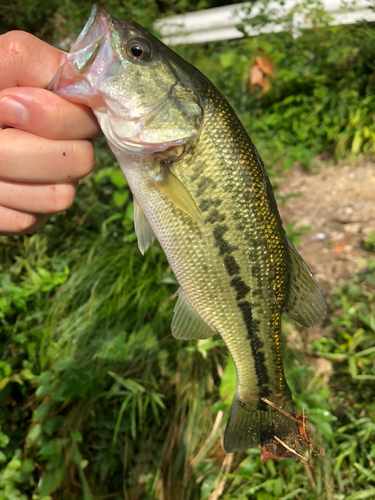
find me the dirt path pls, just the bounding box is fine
[276,155,375,348]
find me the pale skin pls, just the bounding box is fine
[0,31,102,236]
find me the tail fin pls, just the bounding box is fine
[223,393,303,458]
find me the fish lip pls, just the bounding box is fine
[93,3,111,21]
[72,3,110,48]
[68,4,110,65]
[80,3,103,38]
[120,138,188,156]
[47,5,113,96]
[48,5,130,97]
[98,111,190,156]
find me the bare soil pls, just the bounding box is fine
[275,155,375,365]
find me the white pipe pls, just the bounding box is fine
[155,0,375,45]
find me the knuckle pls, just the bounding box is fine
[0,31,33,67]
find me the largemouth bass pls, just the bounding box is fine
[49,4,326,458]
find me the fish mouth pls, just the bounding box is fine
[47,4,115,106]
[74,3,110,52]
[48,5,164,116]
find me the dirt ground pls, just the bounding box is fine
[275,155,375,360]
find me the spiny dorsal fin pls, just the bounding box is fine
[284,236,326,327]
[133,197,155,255]
[152,169,205,226]
[172,288,217,340]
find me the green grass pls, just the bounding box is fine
[1,149,375,498]
[1,1,375,498]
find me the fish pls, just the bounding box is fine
[48,4,326,458]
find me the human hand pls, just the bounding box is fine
[0,31,102,236]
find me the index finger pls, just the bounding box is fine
[0,31,102,139]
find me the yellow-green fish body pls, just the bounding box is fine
[49,4,326,456]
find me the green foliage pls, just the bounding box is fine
[0,141,222,499]
[0,0,238,42]
[364,231,375,253]
[177,1,375,168]
[2,146,375,498]
[285,221,312,248]
[2,0,373,164]
[309,264,375,494]
[212,265,375,499]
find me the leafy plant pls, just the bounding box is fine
[178,0,375,168]
[364,231,375,253]
[1,1,375,498]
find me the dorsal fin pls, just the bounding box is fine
[172,289,217,340]
[284,236,326,326]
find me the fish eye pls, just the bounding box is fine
[125,38,151,61]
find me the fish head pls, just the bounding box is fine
[49,3,203,156]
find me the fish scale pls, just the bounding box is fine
[49,3,326,459]
[153,94,297,454]
[176,94,289,396]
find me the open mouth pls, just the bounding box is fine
[47,5,112,102]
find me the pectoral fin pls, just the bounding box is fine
[284,236,326,326]
[153,170,205,226]
[172,289,217,340]
[133,197,155,255]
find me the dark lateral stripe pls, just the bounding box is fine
[199,198,222,212]
[195,176,216,197]
[213,224,228,238]
[224,255,240,276]
[230,276,250,300]
[199,199,212,212]
[237,301,270,396]
[213,225,237,255]
[210,222,270,396]
[205,209,226,224]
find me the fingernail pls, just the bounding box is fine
[0,97,28,126]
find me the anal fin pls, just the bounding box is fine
[172,289,216,340]
[284,236,326,326]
